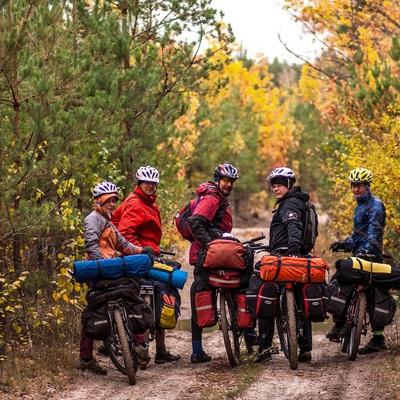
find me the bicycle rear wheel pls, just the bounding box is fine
[348,291,367,361]
[276,288,298,370]
[220,291,240,367]
[104,308,137,385]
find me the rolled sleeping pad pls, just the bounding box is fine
[148,262,188,289]
[73,254,152,283]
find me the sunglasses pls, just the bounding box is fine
[220,177,236,184]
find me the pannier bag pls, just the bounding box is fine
[86,279,140,308]
[325,278,355,317]
[246,274,279,319]
[73,254,152,283]
[370,288,396,327]
[155,283,181,330]
[259,255,329,283]
[336,258,400,289]
[125,297,154,334]
[302,283,327,322]
[194,289,218,327]
[82,303,109,340]
[209,269,241,289]
[148,260,188,289]
[203,238,245,270]
[235,291,256,329]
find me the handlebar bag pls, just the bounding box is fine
[203,238,245,270]
[259,255,328,283]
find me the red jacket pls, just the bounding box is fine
[111,186,162,255]
[188,182,232,265]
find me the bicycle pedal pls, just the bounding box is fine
[270,346,279,354]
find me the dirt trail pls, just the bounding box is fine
[55,227,396,400]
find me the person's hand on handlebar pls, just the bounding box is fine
[329,241,345,252]
[287,243,300,257]
[141,246,155,256]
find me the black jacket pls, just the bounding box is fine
[269,186,310,255]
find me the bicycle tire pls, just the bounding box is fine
[285,288,298,370]
[220,291,240,367]
[276,290,290,359]
[104,308,136,385]
[348,291,367,361]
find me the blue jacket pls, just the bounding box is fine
[344,191,386,260]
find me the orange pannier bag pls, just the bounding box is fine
[259,255,329,283]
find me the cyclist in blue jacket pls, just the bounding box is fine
[328,168,387,353]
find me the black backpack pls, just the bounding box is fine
[302,202,319,253]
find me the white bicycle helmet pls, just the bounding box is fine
[93,181,119,199]
[267,167,296,183]
[214,163,239,180]
[136,166,160,183]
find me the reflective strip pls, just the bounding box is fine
[209,277,240,285]
[94,319,108,326]
[375,307,389,315]
[331,296,346,304]
[196,304,213,311]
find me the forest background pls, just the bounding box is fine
[1,0,400,395]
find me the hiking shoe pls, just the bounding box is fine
[77,358,107,375]
[135,345,150,370]
[190,352,212,364]
[154,351,181,364]
[244,333,258,354]
[255,349,272,363]
[358,340,388,354]
[96,344,108,356]
[298,351,312,362]
[326,325,342,342]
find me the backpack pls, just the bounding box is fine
[175,192,225,242]
[302,202,319,253]
[175,194,200,242]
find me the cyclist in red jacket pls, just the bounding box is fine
[111,166,181,365]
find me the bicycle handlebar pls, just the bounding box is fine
[159,247,177,257]
[334,248,392,260]
[242,233,266,245]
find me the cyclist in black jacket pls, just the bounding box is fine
[257,167,313,363]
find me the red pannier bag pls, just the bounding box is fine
[203,238,245,270]
[234,292,256,329]
[259,255,328,283]
[194,290,217,327]
[209,269,241,288]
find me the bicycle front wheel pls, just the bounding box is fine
[348,291,367,361]
[220,291,240,367]
[104,308,136,385]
